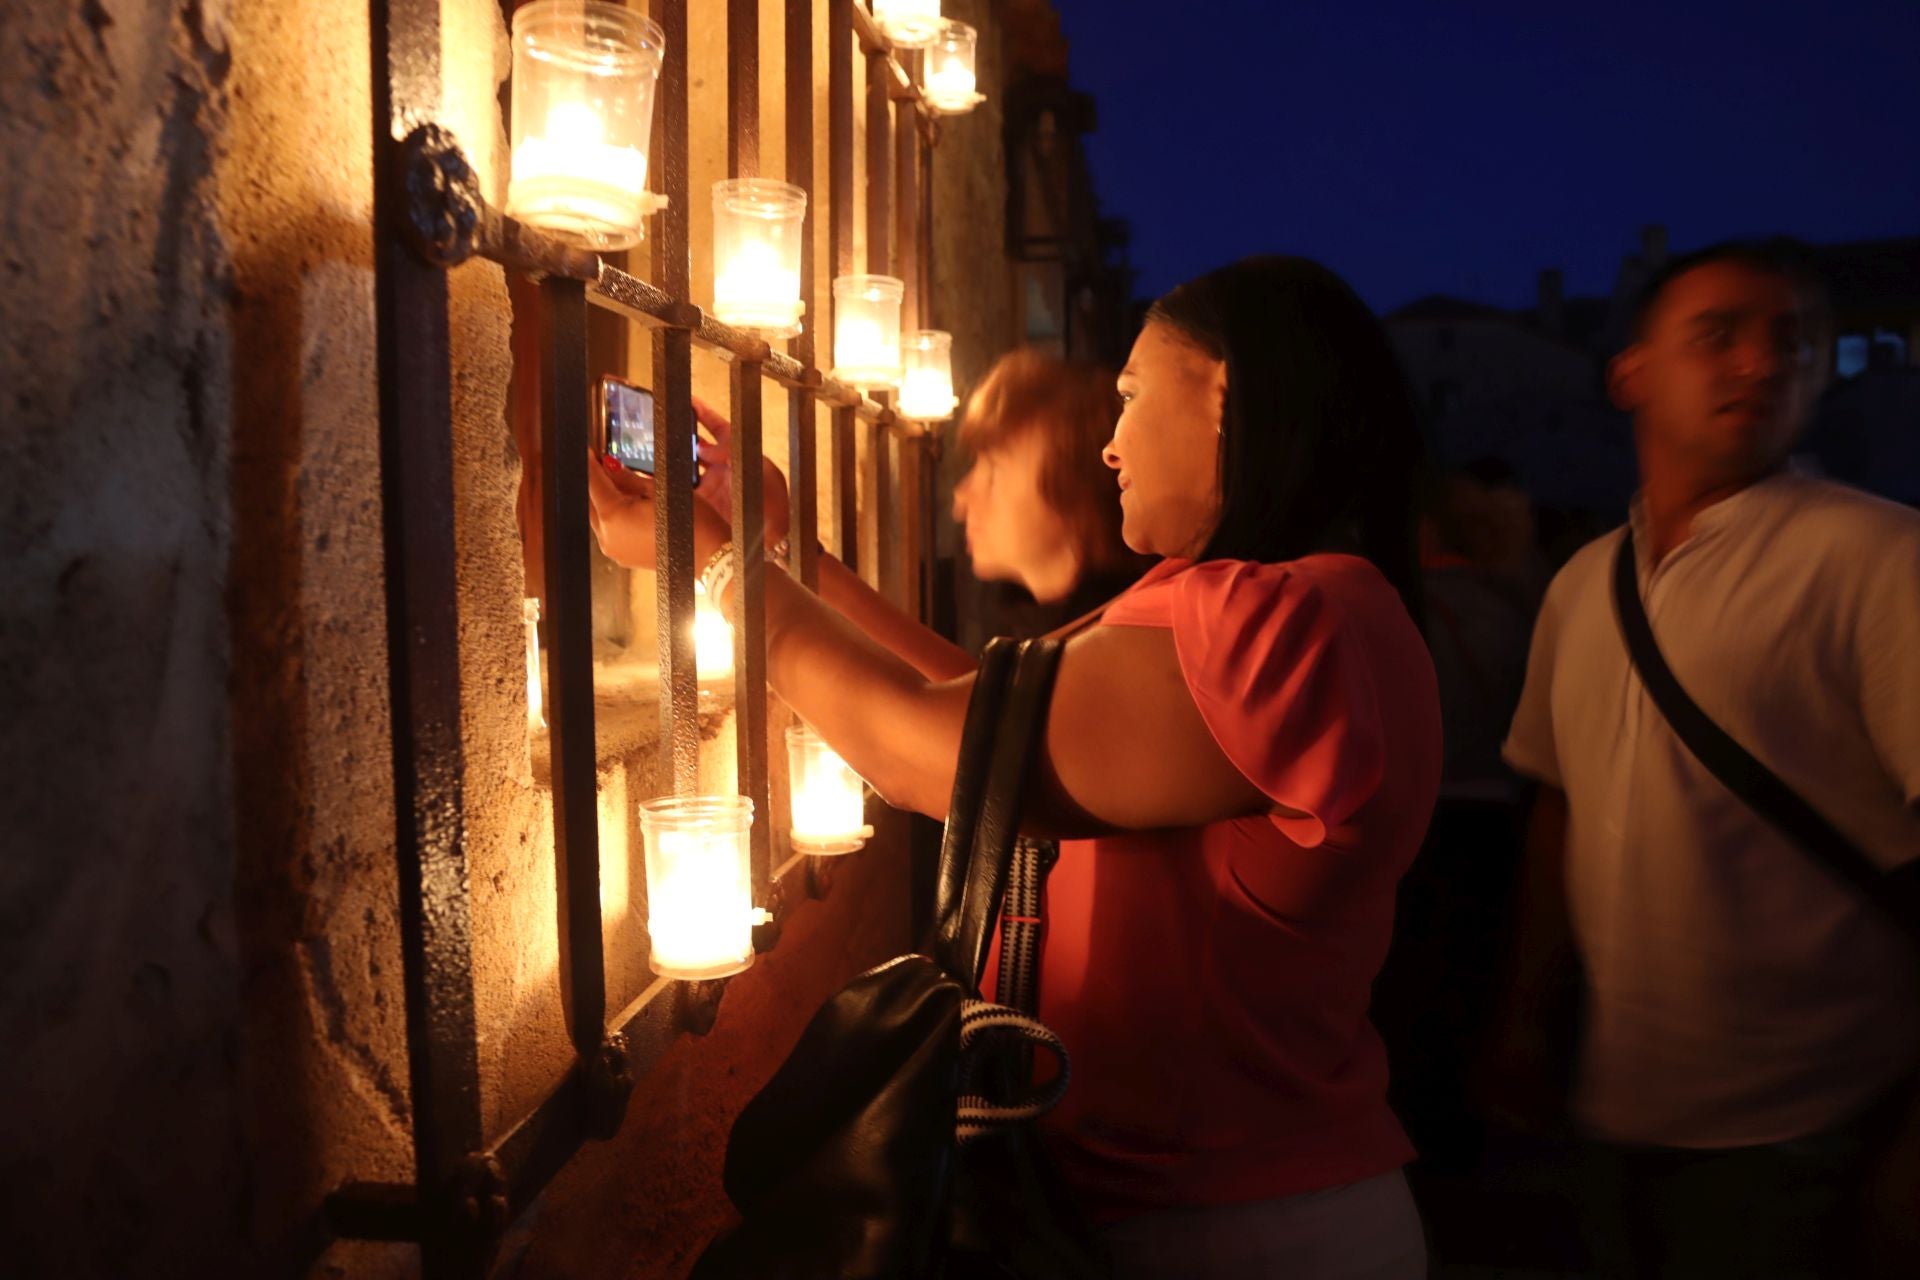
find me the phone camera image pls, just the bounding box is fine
[607,381,657,474]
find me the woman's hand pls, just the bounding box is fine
[692,397,792,548]
[585,451,732,569]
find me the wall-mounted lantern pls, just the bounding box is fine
[922,20,984,115]
[524,596,546,731]
[872,0,942,48]
[711,179,807,336]
[506,0,667,251]
[785,723,874,855]
[640,796,768,980]
[831,274,905,390]
[897,330,958,421]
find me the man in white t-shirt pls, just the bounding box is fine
[1496,239,1920,1278]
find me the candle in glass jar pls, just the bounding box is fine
[898,330,957,420]
[831,275,905,389]
[509,100,652,238]
[505,3,666,250]
[787,723,873,855]
[711,178,808,336]
[639,796,762,980]
[922,20,983,114]
[714,240,802,332]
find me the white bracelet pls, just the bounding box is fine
[698,541,737,614]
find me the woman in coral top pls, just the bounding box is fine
[589,256,1440,1278]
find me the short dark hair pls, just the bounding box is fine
[1632,236,1832,341]
[1145,255,1424,620]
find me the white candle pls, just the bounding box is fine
[508,99,651,241]
[900,366,957,420]
[924,62,976,109]
[645,830,752,976]
[787,724,873,855]
[714,240,803,332]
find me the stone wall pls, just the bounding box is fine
[0,2,1022,1278]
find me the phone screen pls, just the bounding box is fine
[602,378,699,484]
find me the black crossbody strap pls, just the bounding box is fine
[934,638,1065,987]
[1611,534,1920,946]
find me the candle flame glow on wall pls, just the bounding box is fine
[786,723,874,855]
[872,0,943,48]
[712,179,807,337]
[639,796,767,980]
[898,330,958,421]
[506,1,666,251]
[692,581,734,681]
[831,275,905,390]
[523,596,546,731]
[922,21,984,115]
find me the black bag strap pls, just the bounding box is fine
[931,638,1018,948]
[1611,533,1920,946]
[994,838,1056,1015]
[932,638,1066,987]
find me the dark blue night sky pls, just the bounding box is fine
[1048,0,1920,313]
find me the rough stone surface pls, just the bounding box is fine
[1,3,247,1276]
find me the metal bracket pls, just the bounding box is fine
[581,1033,636,1141]
[676,978,730,1036]
[400,123,483,269]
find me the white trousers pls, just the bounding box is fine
[1097,1169,1427,1280]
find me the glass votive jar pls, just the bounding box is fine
[898,330,958,420]
[872,0,942,48]
[923,20,983,114]
[506,0,666,251]
[523,596,546,731]
[712,179,807,337]
[831,275,905,390]
[786,723,874,856]
[639,795,765,980]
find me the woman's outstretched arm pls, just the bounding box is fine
[813,552,976,682]
[589,456,1270,836]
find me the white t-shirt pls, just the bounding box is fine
[1504,471,1920,1148]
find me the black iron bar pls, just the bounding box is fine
[826,2,857,569]
[864,44,892,591]
[785,0,821,592]
[870,403,895,597]
[864,48,891,287]
[538,277,609,1056]
[893,104,922,613]
[653,0,699,792]
[366,0,488,1276]
[727,0,759,178]
[728,360,774,920]
[831,405,858,567]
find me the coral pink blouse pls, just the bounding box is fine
[984,555,1442,1222]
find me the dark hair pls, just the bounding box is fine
[1632,236,1832,341]
[1145,255,1425,620]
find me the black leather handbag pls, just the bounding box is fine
[692,637,1108,1280]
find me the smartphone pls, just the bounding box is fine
[596,376,699,485]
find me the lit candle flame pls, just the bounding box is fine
[645,830,753,976]
[715,239,802,332]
